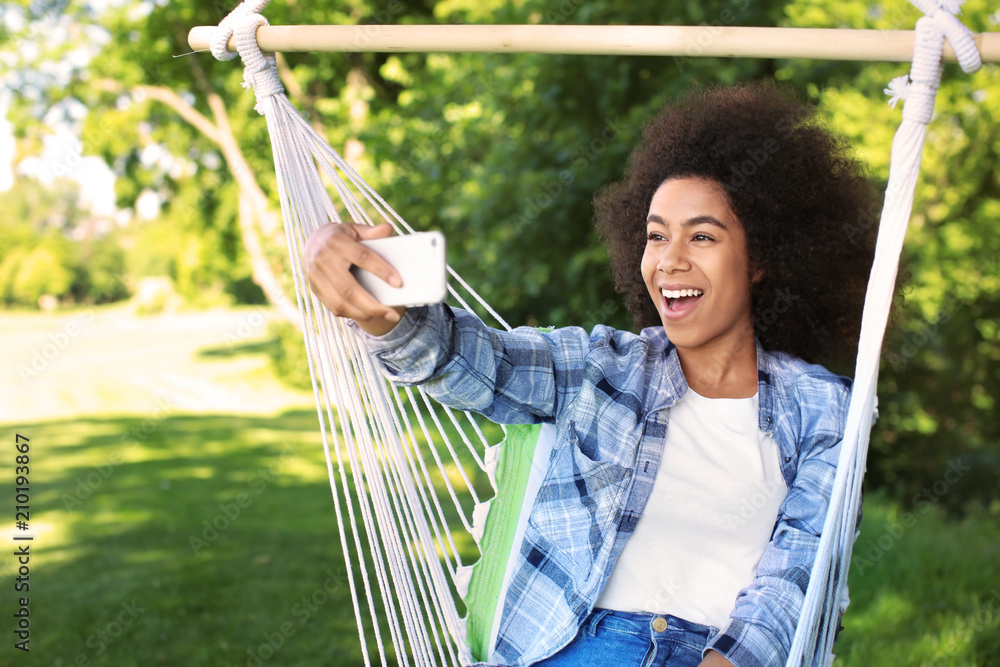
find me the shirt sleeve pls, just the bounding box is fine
[348,303,593,425]
[705,378,851,667]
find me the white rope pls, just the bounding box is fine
[248,25,415,662]
[210,3,500,664]
[786,1,980,664]
[352,329,465,666]
[258,72,382,664]
[209,0,272,61]
[280,166,386,665]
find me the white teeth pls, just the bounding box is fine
[661,288,704,299]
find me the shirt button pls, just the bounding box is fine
[652,616,668,633]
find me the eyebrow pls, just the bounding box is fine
[646,214,729,231]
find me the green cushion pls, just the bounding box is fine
[464,423,545,662]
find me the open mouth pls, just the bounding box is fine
[661,288,704,316]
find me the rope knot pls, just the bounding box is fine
[886,0,983,123]
[908,0,982,75]
[211,0,285,116]
[210,0,272,61]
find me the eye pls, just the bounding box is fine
[647,231,666,242]
[692,232,715,242]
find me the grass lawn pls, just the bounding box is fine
[2,307,998,666]
[8,409,406,666]
[835,495,1000,666]
[4,412,999,666]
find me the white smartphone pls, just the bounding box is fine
[350,231,448,307]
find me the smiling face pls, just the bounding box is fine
[641,177,756,360]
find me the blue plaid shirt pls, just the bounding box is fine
[354,304,852,667]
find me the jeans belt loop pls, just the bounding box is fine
[585,608,613,637]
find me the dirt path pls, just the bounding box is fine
[0,305,313,423]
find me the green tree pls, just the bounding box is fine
[781,0,1000,511]
[6,0,789,328]
[75,232,129,303]
[7,0,997,508]
[0,176,85,306]
[10,240,75,303]
[3,1,300,317]
[348,0,787,328]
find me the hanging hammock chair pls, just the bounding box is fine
[190,2,986,664]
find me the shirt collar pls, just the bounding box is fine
[640,327,775,433]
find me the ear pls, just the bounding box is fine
[751,266,764,284]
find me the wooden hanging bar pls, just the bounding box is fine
[188,24,1000,63]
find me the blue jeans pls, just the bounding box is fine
[533,609,714,667]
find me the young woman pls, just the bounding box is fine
[305,82,877,667]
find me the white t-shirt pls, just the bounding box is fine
[595,389,788,628]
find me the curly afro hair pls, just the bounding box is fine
[594,81,879,369]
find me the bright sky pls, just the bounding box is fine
[0,102,118,217]
[0,2,127,216]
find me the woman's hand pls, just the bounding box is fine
[304,222,406,336]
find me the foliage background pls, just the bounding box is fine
[6,0,996,511]
[1,0,999,663]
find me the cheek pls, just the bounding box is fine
[722,256,754,303]
[640,247,656,282]
[719,246,749,280]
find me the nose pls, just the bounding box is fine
[657,240,690,273]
